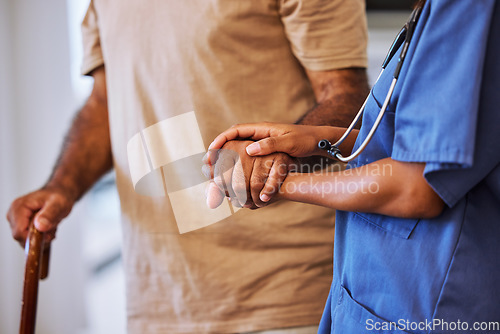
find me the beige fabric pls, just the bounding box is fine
[81,0,367,333]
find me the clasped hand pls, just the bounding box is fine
[203,123,335,209]
[202,140,296,209]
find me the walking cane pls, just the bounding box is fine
[20,220,51,334]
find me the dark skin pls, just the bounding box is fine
[6,66,111,246]
[7,66,369,245]
[279,159,444,219]
[208,123,445,219]
[298,68,369,127]
[205,68,370,208]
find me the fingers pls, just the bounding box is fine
[6,196,43,246]
[260,156,290,203]
[208,123,279,151]
[201,162,214,180]
[202,154,228,208]
[206,142,254,208]
[33,193,72,232]
[209,123,322,159]
[208,125,260,151]
[248,154,293,207]
[245,135,299,157]
[205,181,226,209]
[205,145,293,208]
[6,190,72,249]
[249,157,272,208]
[202,149,219,166]
[213,149,238,204]
[231,158,251,207]
[205,141,294,209]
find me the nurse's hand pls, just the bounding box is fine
[203,140,297,209]
[208,123,336,159]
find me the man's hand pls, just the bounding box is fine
[6,187,75,247]
[6,66,112,248]
[204,140,296,209]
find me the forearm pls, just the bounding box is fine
[292,68,368,166]
[45,94,112,201]
[297,68,369,127]
[279,158,444,219]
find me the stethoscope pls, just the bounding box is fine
[319,3,424,162]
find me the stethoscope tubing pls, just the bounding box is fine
[319,5,423,162]
[332,76,397,163]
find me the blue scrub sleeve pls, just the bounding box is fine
[390,0,498,207]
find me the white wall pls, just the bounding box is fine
[0,2,21,333]
[0,0,87,332]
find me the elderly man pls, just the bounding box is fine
[7,0,368,333]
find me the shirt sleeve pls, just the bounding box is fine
[81,0,104,76]
[278,0,368,71]
[390,0,498,207]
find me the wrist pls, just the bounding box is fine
[314,126,359,158]
[309,126,341,157]
[43,178,80,203]
[295,156,335,173]
[277,172,299,201]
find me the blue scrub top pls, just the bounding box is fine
[319,1,500,333]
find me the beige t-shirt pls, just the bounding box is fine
[81,0,367,333]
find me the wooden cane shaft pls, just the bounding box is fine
[19,223,45,334]
[40,244,50,280]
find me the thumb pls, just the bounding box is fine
[33,196,69,232]
[246,136,295,156]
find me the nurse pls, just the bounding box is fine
[207,0,500,333]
